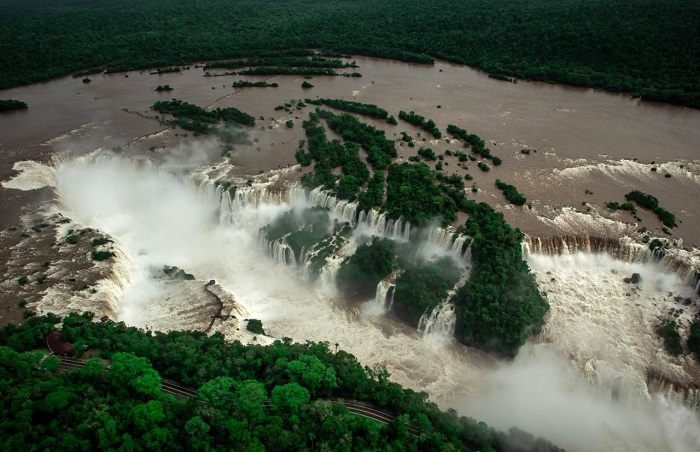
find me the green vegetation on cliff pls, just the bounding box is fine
[454,204,549,357]
[0,312,562,451]
[393,257,461,326]
[337,237,396,299]
[1,0,697,108]
[657,320,683,356]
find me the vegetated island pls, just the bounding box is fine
[0,99,28,111]
[288,106,548,357]
[0,311,563,451]
[1,0,697,108]
[152,99,255,135]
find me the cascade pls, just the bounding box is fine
[646,369,700,408]
[418,302,457,338]
[427,226,472,260]
[374,279,396,310]
[316,255,344,296]
[523,235,700,293]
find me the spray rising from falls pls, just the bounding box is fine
[418,302,457,338]
[374,279,396,310]
[522,235,700,293]
[51,155,493,405]
[47,155,700,450]
[525,245,700,407]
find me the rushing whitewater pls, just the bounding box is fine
[24,154,699,451]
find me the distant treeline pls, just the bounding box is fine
[0,0,697,108]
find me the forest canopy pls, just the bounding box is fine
[0,0,698,108]
[0,312,564,451]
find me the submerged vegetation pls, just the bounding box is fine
[0,313,563,451]
[0,0,697,108]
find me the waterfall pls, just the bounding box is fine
[418,302,457,338]
[523,234,700,293]
[428,227,454,249]
[316,255,344,296]
[374,280,396,310]
[646,369,700,409]
[427,226,472,260]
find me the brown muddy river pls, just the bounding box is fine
[2,57,700,452]
[2,56,699,244]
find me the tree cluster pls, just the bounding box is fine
[305,98,390,121]
[0,99,28,111]
[152,99,255,134]
[385,163,458,227]
[495,180,526,206]
[232,80,278,88]
[447,124,501,165]
[320,109,397,170]
[399,111,441,138]
[297,112,372,202]
[624,190,677,228]
[0,313,561,451]
[453,203,549,357]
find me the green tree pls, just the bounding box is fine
[286,354,337,395]
[132,400,166,431]
[271,383,310,413]
[198,376,237,411]
[108,352,161,397]
[185,416,211,451]
[232,380,267,423]
[337,237,396,299]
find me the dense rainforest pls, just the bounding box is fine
[0,312,563,451]
[0,0,698,108]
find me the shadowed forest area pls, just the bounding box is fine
[0,0,698,108]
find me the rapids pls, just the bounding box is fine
[11,154,698,451]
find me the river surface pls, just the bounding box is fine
[2,56,699,243]
[2,56,700,451]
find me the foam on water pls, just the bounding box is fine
[43,155,700,450]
